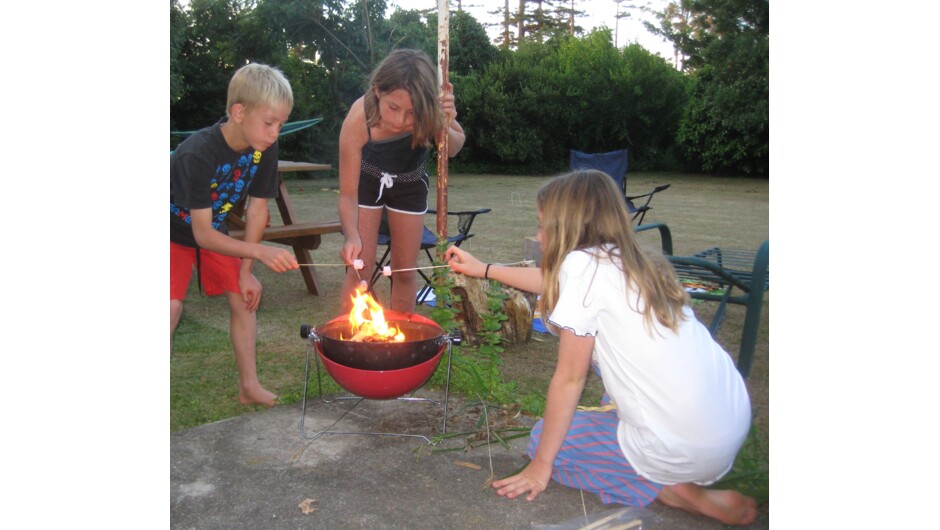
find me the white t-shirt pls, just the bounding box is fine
[547,247,751,485]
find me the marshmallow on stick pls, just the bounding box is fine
[353,259,364,270]
[382,265,392,277]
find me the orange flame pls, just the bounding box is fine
[346,286,405,342]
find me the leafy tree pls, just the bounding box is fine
[503,0,577,44]
[614,43,688,169]
[171,0,252,137]
[448,10,499,75]
[552,29,686,169]
[385,8,435,54]
[454,43,552,171]
[170,0,691,171]
[553,0,588,36]
[490,0,517,49]
[170,0,188,112]
[650,0,768,175]
[645,0,694,70]
[454,29,685,172]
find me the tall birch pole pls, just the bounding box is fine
[435,0,450,244]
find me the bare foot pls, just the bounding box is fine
[658,483,758,526]
[239,385,278,406]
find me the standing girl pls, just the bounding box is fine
[445,170,758,526]
[338,49,465,312]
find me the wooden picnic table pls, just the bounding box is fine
[227,160,342,296]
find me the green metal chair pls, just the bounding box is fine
[636,222,769,379]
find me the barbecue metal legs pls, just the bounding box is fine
[299,340,455,444]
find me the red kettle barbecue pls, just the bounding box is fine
[300,310,461,400]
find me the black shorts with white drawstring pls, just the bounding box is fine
[357,160,429,214]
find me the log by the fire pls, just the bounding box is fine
[448,263,536,347]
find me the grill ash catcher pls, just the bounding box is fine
[299,310,461,444]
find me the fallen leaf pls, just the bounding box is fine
[454,460,482,470]
[298,498,317,514]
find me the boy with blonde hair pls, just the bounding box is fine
[170,63,299,406]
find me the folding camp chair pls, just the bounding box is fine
[569,149,670,224]
[370,208,492,304]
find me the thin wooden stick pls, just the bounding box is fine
[295,262,367,284]
[390,264,454,273]
[387,259,536,275]
[578,510,624,530]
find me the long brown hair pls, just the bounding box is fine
[537,170,689,335]
[363,49,444,149]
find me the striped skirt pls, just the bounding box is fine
[526,398,663,506]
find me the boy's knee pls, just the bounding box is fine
[171,299,183,320]
[171,299,184,336]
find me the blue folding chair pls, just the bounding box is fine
[569,149,670,224]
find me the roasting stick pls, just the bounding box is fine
[296,260,368,289]
[300,259,537,274]
[385,264,453,274]
[380,259,536,277]
[298,259,366,270]
[298,259,367,285]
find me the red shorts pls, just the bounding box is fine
[170,242,242,300]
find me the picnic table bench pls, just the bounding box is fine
[637,222,769,379]
[227,161,342,296]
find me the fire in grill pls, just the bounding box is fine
[300,288,460,399]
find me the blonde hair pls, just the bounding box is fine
[536,170,689,335]
[363,49,444,149]
[226,63,294,117]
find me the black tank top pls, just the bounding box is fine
[360,128,429,181]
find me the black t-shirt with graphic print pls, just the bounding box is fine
[169,117,279,248]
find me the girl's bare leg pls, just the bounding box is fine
[657,483,758,526]
[341,207,383,312]
[386,209,425,313]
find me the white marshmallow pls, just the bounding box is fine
[353,259,364,270]
[383,265,392,277]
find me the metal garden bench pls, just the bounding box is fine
[637,222,769,379]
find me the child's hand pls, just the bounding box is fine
[492,464,549,501]
[444,245,484,278]
[259,246,299,272]
[239,272,263,312]
[340,238,363,268]
[440,80,457,122]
